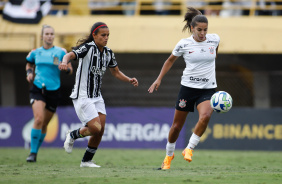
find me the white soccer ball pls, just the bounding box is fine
[210,91,233,113]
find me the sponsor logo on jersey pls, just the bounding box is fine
[90,66,106,75]
[53,57,59,65]
[200,48,206,53]
[209,47,215,54]
[190,76,209,82]
[189,51,194,54]
[179,99,187,108]
[207,41,218,44]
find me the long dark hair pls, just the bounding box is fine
[182,7,208,33]
[72,22,108,50]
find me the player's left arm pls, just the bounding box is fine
[109,66,138,87]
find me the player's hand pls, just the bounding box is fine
[130,78,138,87]
[148,80,161,93]
[26,73,34,83]
[59,62,68,71]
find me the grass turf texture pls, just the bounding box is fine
[0,148,281,184]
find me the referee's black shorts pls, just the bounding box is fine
[175,85,216,112]
[29,84,61,112]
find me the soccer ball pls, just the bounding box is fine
[210,91,233,113]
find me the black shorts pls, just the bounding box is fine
[29,84,61,112]
[175,85,216,112]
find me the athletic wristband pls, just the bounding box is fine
[26,69,33,76]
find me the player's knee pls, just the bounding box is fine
[199,113,211,124]
[89,121,103,135]
[33,117,43,127]
[171,123,182,133]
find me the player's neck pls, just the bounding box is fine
[43,44,54,50]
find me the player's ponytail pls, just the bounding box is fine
[183,7,208,33]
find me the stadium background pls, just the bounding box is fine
[0,0,281,150]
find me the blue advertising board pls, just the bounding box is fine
[0,107,281,150]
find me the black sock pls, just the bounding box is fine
[70,128,84,140]
[82,146,97,162]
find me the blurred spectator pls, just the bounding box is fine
[274,1,282,15]
[154,0,171,15]
[89,0,122,15]
[205,1,222,16]
[49,0,69,16]
[255,0,274,15]
[186,1,206,14]
[220,0,251,17]
[121,1,135,16]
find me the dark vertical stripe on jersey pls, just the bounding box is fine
[87,48,95,98]
[74,59,84,99]
[94,49,104,97]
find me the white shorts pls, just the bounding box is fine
[72,96,106,126]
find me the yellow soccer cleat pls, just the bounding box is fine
[182,148,193,162]
[159,154,174,170]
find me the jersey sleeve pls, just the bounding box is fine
[72,43,91,60]
[210,34,220,46]
[108,50,118,68]
[172,39,185,57]
[26,49,36,64]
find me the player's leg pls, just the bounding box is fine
[36,108,54,153]
[36,89,59,153]
[183,100,214,162]
[80,113,106,168]
[160,109,188,170]
[26,100,46,162]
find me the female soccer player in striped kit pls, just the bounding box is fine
[26,25,73,162]
[148,7,220,170]
[59,22,138,168]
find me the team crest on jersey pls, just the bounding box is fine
[209,47,215,54]
[53,57,59,65]
[179,99,187,108]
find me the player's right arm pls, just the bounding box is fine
[59,52,76,71]
[26,50,35,83]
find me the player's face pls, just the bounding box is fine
[42,27,55,46]
[93,28,109,50]
[191,22,208,42]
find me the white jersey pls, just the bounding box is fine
[172,34,220,89]
[70,41,117,99]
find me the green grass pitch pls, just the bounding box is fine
[0,148,281,184]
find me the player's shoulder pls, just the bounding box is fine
[177,37,194,46]
[206,33,220,41]
[27,48,39,57]
[104,46,113,52]
[54,46,67,53]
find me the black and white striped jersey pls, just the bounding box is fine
[70,41,117,99]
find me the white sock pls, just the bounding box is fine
[166,141,176,156]
[186,133,200,150]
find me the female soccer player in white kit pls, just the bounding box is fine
[59,22,138,167]
[148,7,220,170]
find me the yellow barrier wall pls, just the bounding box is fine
[0,16,282,53]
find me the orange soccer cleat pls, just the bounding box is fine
[182,148,193,162]
[159,154,175,170]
